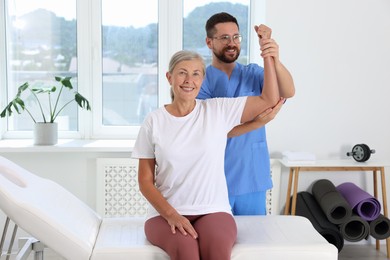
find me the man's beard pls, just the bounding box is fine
[213,46,240,64]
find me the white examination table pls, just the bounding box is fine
[0,156,337,260]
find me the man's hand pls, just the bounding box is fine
[260,38,280,61]
[227,98,285,138]
[253,97,284,122]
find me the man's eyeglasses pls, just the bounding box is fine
[212,34,242,45]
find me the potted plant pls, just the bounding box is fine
[1,76,91,145]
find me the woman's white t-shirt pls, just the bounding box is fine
[132,97,247,219]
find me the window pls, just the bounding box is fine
[3,0,77,132]
[0,0,264,140]
[101,0,158,127]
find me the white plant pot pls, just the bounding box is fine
[34,122,58,145]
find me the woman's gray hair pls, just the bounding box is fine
[168,50,205,75]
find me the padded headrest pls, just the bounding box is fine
[0,163,27,188]
[0,156,102,260]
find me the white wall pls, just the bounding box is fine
[263,0,390,224]
[266,0,390,161]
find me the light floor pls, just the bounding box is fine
[339,244,389,260]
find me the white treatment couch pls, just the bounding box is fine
[0,156,337,260]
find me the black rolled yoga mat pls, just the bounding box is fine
[293,191,344,252]
[369,214,390,240]
[339,214,370,242]
[311,179,353,224]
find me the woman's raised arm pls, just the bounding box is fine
[240,25,280,124]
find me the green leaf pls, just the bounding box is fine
[17,82,29,96]
[0,97,26,118]
[11,103,21,114]
[31,86,56,94]
[75,92,91,110]
[14,98,25,108]
[61,77,73,90]
[0,106,8,117]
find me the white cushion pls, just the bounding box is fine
[232,215,338,260]
[91,217,167,260]
[91,216,337,260]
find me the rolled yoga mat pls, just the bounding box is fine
[369,214,390,240]
[293,191,344,252]
[336,182,381,221]
[339,214,370,242]
[311,179,353,224]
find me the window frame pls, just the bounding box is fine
[0,0,8,138]
[0,0,265,140]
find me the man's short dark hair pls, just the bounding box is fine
[205,12,239,38]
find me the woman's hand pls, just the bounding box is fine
[138,159,198,238]
[254,24,279,62]
[254,24,272,40]
[165,213,198,239]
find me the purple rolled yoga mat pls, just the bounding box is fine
[337,182,381,221]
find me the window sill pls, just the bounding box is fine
[0,139,135,153]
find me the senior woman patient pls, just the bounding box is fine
[132,41,280,259]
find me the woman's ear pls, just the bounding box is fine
[166,72,172,85]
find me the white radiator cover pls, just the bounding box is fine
[96,158,281,217]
